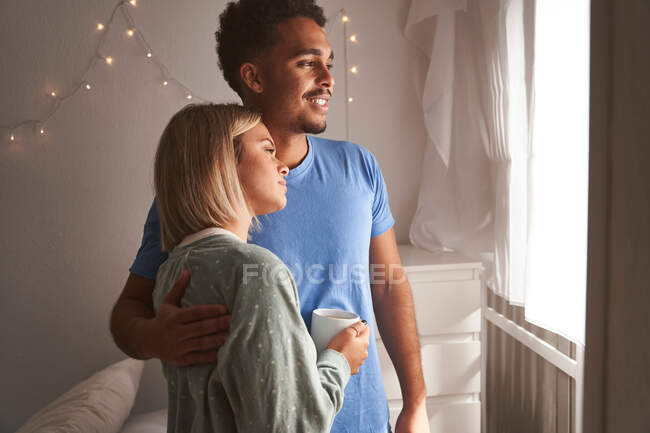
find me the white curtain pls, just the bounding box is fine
[405,0,493,256]
[477,0,532,306]
[405,0,589,345]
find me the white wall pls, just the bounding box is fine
[0,0,426,430]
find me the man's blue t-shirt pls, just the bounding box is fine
[130,135,395,433]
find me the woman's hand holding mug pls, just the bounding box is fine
[327,320,370,375]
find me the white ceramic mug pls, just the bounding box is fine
[310,308,360,354]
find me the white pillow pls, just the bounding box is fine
[119,409,167,433]
[16,358,144,433]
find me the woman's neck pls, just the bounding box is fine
[220,210,252,243]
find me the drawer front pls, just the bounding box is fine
[388,401,481,433]
[377,341,481,399]
[406,268,477,283]
[411,280,481,335]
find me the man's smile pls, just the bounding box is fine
[305,92,330,112]
[308,97,327,106]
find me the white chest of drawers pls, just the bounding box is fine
[375,245,484,432]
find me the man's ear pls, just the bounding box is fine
[240,62,264,94]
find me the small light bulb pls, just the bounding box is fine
[50,91,57,97]
[10,134,15,141]
[129,0,136,5]
[85,83,92,90]
[97,23,105,31]
[163,80,168,86]
[348,97,354,102]
[186,94,192,99]
[349,35,357,42]
[126,29,135,37]
[105,57,113,65]
[350,66,359,74]
[342,15,349,23]
[146,52,152,58]
[40,128,45,134]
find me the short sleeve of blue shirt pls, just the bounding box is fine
[368,152,395,238]
[129,200,168,280]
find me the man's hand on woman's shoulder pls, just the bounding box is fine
[111,270,231,366]
[147,270,232,366]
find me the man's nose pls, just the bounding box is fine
[318,65,334,90]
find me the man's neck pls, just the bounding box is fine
[267,127,309,170]
[242,98,311,169]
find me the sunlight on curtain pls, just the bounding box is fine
[480,0,532,304]
[524,0,590,345]
[504,0,529,305]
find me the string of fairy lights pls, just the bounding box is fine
[1,1,361,143]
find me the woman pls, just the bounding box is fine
[152,103,370,432]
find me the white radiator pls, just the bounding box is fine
[482,289,585,433]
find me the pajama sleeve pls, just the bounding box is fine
[215,256,351,432]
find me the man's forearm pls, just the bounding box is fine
[110,298,156,360]
[371,276,426,409]
[110,273,157,360]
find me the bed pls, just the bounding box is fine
[15,358,167,433]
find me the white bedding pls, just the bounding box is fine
[120,409,167,433]
[15,358,144,433]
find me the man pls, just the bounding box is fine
[110,1,429,432]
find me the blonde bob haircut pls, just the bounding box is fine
[154,103,261,252]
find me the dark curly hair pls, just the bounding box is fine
[215,0,327,96]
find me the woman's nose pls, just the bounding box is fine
[279,163,289,176]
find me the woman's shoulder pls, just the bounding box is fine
[229,244,294,291]
[179,238,293,297]
[182,235,280,265]
[192,241,290,284]
[206,243,295,305]
[224,241,285,268]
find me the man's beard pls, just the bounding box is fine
[297,116,327,135]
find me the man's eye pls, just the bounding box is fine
[299,61,314,67]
